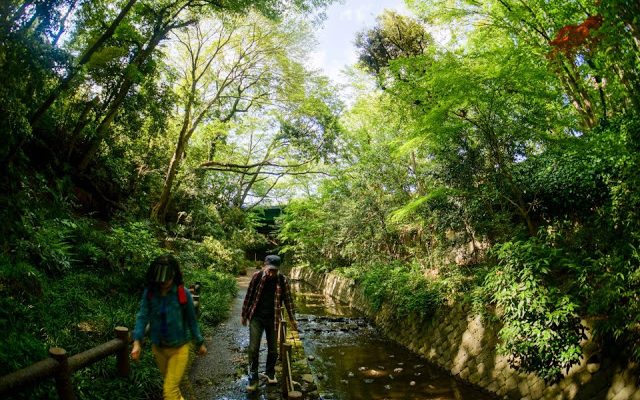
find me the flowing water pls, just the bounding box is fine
[291,281,495,400]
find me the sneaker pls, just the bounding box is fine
[266,373,277,384]
[246,379,258,392]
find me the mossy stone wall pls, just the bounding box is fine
[290,267,640,400]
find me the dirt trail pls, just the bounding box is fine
[188,271,251,399]
[188,270,283,400]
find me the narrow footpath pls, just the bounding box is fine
[188,269,283,400]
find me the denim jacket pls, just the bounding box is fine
[133,285,203,348]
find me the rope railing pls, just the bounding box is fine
[0,326,130,400]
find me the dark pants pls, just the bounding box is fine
[248,316,277,381]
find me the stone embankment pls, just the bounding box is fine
[290,267,640,400]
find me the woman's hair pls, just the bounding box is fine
[145,253,184,289]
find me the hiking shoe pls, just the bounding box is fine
[266,373,277,384]
[246,379,258,392]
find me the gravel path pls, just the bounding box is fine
[188,270,283,400]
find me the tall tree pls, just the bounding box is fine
[151,12,338,222]
[407,0,640,127]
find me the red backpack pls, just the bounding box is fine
[147,284,188,305]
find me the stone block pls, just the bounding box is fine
[495,357,509,370]
[610,375,627,394]
[487,380,500,393]
[476,362,486,375]
[478,375,492,388]
[466,356,477,369]
[518,380,531,397]
[587,361,600,373]
[529,379,546,399]
[469,371,482,384]
[578,370,591,384]
[563,382,578,398]
[559,378,570,390]
[613,387,637,400]
[505,376,518,391]
[451,363,464,376]
[542,391,563,400]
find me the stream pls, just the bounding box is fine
[290,281,495,400]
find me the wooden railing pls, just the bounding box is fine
[189,283,201,314]
[0,284,199,399]
[278,315,302,399]
[0,326,130,400]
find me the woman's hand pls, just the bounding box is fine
[197,343,207,356]
[131,340,142,361]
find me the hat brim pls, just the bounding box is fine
[265,264,279,270]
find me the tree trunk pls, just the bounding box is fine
[30,0,138,127]
[237,145,274,207]
[151,78,197,223]
[51,0,79,46]
[77,24,167,172]
[557,60,597,128]
[151,135,188,223]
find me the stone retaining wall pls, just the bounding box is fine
[290,267,640,400]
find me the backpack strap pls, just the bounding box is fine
[177,284,187,305]
[146,285,188,305]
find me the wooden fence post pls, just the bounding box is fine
[49,347,75,400]
[192,294,200,315]
[281,342,290,397]
[190,284,201,315]
[114,326,130,377]
[279,320,287,362]
[283,343,302,399]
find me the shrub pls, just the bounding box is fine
[16,217,76,274]
[175,236,248,275]
[106,221,163,271]
[0,259,161,400]
[359,262,444,320]
[182,267,237,327]
[485,240,586,382]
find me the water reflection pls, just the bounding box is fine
[291,281,495,400]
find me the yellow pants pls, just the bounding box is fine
[151,343,190,400]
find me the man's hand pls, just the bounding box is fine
[197,343,207,356]
[241,317,247,326]
[131,340,142,361]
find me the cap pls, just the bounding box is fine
[264,255,281,269]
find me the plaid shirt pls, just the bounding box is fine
[242,270,295,330]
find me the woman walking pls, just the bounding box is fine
[131,254,207,400]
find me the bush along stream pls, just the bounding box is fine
[291,281,494,400]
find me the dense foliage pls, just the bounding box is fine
[279,0,640,383]
[2,0,639,392]
[0,0,335,398]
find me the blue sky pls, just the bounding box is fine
[309,0,410,84]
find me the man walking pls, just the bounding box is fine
[241,254,297,392]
